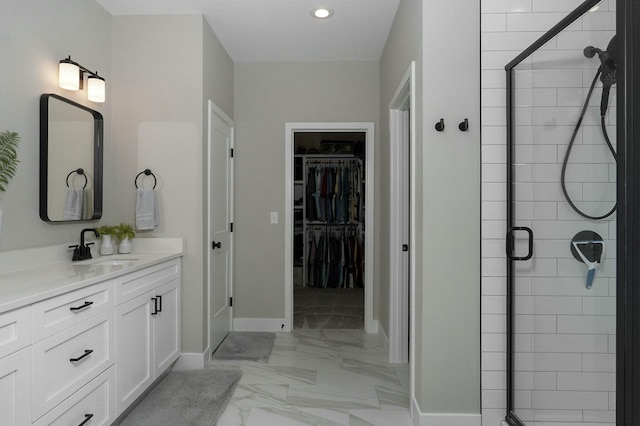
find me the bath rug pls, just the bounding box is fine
[119,368,241,426]
[213,331,276,362]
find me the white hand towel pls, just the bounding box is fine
[63,187,83,220]
[136,188,159,230]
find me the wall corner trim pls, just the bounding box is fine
[411,398,481,426]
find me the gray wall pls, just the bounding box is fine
[111,15,234,354]
[419,0,481,415]
[233,61,379,320]
[0,0,112,251]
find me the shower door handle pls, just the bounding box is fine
[506,226,533,261]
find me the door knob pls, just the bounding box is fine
[212,241,222,250]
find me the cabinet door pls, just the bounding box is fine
[0,347,31,426]
[153,279,180,378]
[115,292,153,416]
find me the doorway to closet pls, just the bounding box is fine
[284,122,375,333]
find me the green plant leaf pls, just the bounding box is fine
[0,131,20,192]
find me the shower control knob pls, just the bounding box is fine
[212,241,222,250]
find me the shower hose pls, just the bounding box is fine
[560,67,617,220]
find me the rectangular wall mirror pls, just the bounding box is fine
[39,93,103,222]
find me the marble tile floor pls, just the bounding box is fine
[212,329,413,426]
[294,286,364,329]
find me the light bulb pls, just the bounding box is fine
[59,61,80,90]
[87,76,105,103]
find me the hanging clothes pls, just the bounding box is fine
[306,226,364,288]
[305,159,362,224]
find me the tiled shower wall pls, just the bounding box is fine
[480,1,617,425]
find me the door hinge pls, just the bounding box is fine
[402,244,409,252]
[229,297,233,307]
[230,222,234,232]
[230,148,234,158]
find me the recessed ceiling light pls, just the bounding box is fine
[312,8,334,19]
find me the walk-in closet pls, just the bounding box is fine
[293,132,366,329]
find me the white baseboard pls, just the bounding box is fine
[173,350,207,370]
[233,318,286,332]
[412,398,481,426]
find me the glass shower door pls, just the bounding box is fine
[506,1,616,424]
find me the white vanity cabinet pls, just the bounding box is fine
[0,306,32,426]
[114,259,180,416]
[0,252,181,426]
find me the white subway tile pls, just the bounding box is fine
[482,13,507,32]
[483,371,507,390]
[514,258,557,277]
[482,276,507,295]
[555,163,611,183]
[515,390,533,409]
[484,258,507,277]
[514,352,534,371]
[483,333,507,352]
[533,296,583,315]
[530,240,575,260]
[483,220,507,239]
[515,107,533,126]
[609,391,615,410]
[532,124,580,146]
[558,87,604,107]
[482,88,507,107]
[531,106,582,126]
[513,201,534,220]
[483,239,507,258]
[557,201,617,220]
[531,50,593,69]
[483,107,507,126]
[482,201,507,221]
[557,372,615,391]
[515,163,532,182]
[483,296,508,315]
[482,352,507,371]
[534,315,558,333]
[583,182,616,202]
[583,409,616,423]
[533,353,582,372]
[513,68,534,87]
[483,182,507,201]
[532,409,583,422]
[515,332,533,352]
[483,144,507,163]
[482,389,507,409]
[582,297,616,315]
[534,202,557,220]
[581,11,616,31]
[481,409,506,426]
[532,334,609,353]
[532,390,609,410]
[532,277,610,296]
[482,0,532,13]
[482,163,508,182]
[484,31,549,52]
[582,354,616,372]
[532,88,558,106]
[557,257,615,278]
[482,70,507,88]
[515,276,533,296]
[483,314,507,334]
[506,12,571,32]
[532,69,584,88]
[533,220,609,240]
[562,143,616,164]
[557,315,615,334]
[532,0,585,13]
[608,335,615,354]
[483,125,507,145]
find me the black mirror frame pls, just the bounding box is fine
[39,93,103,222]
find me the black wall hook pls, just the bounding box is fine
[459,118,469,132]
[435,118,445,132]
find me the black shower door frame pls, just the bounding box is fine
[504,0,640,424]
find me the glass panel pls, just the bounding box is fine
[510,3,616,425]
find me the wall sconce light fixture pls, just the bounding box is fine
[58,56,105,103]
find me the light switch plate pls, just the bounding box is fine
[270,212,278,224]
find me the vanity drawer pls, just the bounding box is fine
[115,259,180,304]
[32,366,115,426]
[32,281,114,342]
[32,310,114,421]
[0,305,31,359]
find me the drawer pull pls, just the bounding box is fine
[70,301,94,312]
[157,295,163,313]
[70,349,93,363]
[78,414,94,426]
[151,297,158,315]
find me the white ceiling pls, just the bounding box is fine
[95,0,401,62]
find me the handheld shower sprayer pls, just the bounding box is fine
[561,34,618,221]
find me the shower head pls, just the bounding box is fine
[584,35,617,116]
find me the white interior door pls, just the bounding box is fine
[208,101,234,356]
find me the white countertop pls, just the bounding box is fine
[0,238,184,314]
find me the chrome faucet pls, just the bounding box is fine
[70,228,99,261]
